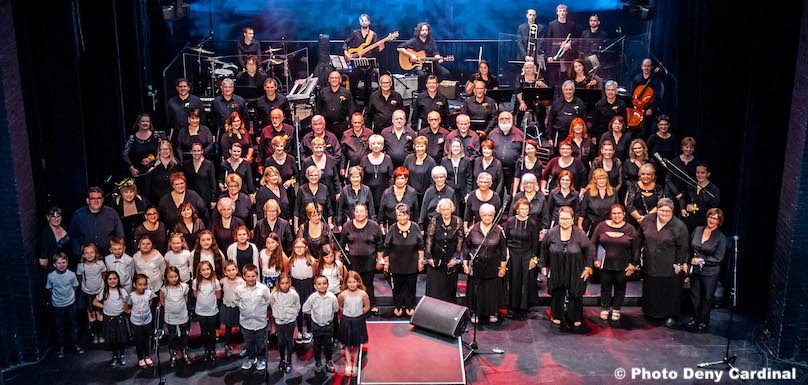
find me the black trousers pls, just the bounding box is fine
[392,273,418,309]
[242,326,267,360]
[312,322,334,363]
[690,273,720,325]
[600,269,628,310]
[550,287,583,323]
[197,314,219,352]
[131,323,153,360]
[166,321,189,350]
[53,303,79,350]
[275,322,295,363]
[359,270,376,306]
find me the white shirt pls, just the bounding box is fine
[127,289,156,326]
[164,250,193,282]
[302,291,339,326]
[161,283,189,325]
[97,287,128,316]
[235,283,272,330]
[221,277,245,307]
[290,257,313,280]
[259,249,283,278]
[320,261,343,294]
[105,254,135,291]
[193,278,221,316]
[134,252,167,292]
[268,289,300,324]
[77,261,107,295]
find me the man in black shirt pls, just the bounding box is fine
[166,78,204,138]
[516,8,546,64]
[397,22,451,92]
[236,26,262,70]
[366,74,404,133]
[258,108,295,162]
[235,55,267,95]
[443,114,480,159]
[341,112,373,170]
[68,187,124,256]
[629,58,665,138]
[580,14,607,57]
[343,13,385,106]
[316,71,355,139]
[255,77,292,128]
[547,80,586,146]
[410,75,448,130]
[211,78,249,135]
[460,80,498,133]
[591,80,626,142]
[302,115,342,164]
[547,4,579,87]
[418,111,449,160]
[488,111,525,197]
[380,110,417,167]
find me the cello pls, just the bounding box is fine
[627,64,663,130]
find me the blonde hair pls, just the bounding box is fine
[586,168,614,197]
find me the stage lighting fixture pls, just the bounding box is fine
[622,0,655,21]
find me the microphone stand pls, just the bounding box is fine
[314,201,352,266]
[463,197,509,361]
[697,236,739,371]
[153,306,166,385]
[655,153,716,199]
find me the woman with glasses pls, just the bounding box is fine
[540,206,594,330]
[133,205,168,254]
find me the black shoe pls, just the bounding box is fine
[284,363,292,374]
[56,349,65,359]
[278,360,285,373]
[664,318,677,328]
[170,351,176,367]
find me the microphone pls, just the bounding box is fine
[653,152,670,169]
[733,235,739,255]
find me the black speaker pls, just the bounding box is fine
[410,296,469,338]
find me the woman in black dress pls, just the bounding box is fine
[547,170,580,227]
[566,117,595,169]
[636,198,690,326]
[158,172,209,229]
[472,140,504,195]
[39,207,71,268]
[579,168,619,235]
[174,108,214,162]
[441,138,473,217]
[540,206,594,329]
[111,179,148,253]
[255,166,291,221]
[132,205,168,254]
[590,204,638,322]
[514,61,549,135]
[340,203,384,313]
[512,139,544,195]
[464,172,502,233]
[145,140,181,204]
[463,203,507,324]
[182,143,217,210]
[262,135,298,206]
[122,113,163,182]
[302,137,341,199]
[464,60,499,95]
[403,136,437,203]
[625,163,664,226]
[687,208,727,332]
[622,138,649,188]
[296,202,330,258]
[219,142,255,195]
[419,166,458,229]
[505,198,540,317]
[377,167,419,232]
[336,166,375,227]
[294,165,333,230]
[383,204,424,317]
[599,116,632,162]
[219,111,253,163]
[425,198,464,303]
[210,197,245,252]
[220,173,253,228]
[646,115,677,182]
[172,201,205,249]
[510,173,549,231]
[360,134,393,216]
[679,163,721,232]
[591,139,623,193]
[665,137,698,202]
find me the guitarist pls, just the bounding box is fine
[343,14,385,106]
[397,22,451,92]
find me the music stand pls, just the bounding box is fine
[486,89,515,105]
[574,89,603,114]
[235,85,261,101]
[520,87,555,107]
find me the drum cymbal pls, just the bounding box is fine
[264,47,282,53]
[189,46,214,55]
[206,58,227,65]
[263,58,284,65]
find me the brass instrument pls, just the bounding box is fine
[526,24,538,61]
[553,33,572,60]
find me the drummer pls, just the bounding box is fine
[235,55,267,94]
[237,26,262,69]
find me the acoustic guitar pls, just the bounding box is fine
[346,31,399,58]
[398,48,455,71]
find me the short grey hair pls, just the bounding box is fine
[476,172,492,184]
[519,173,538,192]
[221,78,235,87]
[562,80,575,90]
[657,198,675,211]
[435,198,455,214]
[479,203,496,216]
[395,203,410,216]
[431,166,448,179]
[605,80,618,90]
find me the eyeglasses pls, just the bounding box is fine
[294,245,307,249]
[146,212,158,216]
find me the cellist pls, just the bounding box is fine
[628,59,665,139]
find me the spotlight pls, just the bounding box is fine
[622,0,655,21]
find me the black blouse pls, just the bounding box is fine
[133,222,168,254]
[579,191,618,232]
[547,189,580,226]
[441,157,474,202]
[541,157,588,191]
[462,223,507,279]
[336,184,376,225]
[464,191,502,224]
[377,186,420,227]
[340,219,384,273]
[403,154,437,195]
[294,183,333,222]
[591,158,623,192]
[220,159,255,195]
[689,227,727,277]
[600,131,632,161]
[182,159,217,205]
[360,154,394,212]
[625,183,664,217]
[504,216,540,259]
[425,215,464,267]
[419,185,458,228]
[297,220,330,258]
[510,192,549,229]
[303,155,341,199]
[252,217,294,256]
[384,222,424,274]
[635,215,689,277]
[590,221,639,271]
[539,226,594,295]
[210,216,245,252]
[472,157,505,195]
[145,162,181,203]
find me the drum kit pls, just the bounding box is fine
[186,45,292,97]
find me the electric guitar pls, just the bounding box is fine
[346,31,399,58]
[398,48,455,71]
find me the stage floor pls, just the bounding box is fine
[7,307,804,385]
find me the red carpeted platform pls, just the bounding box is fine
[359,321,466,384]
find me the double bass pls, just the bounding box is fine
[627,64,663,130]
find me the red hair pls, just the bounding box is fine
[393,166,410,179]
[481,139,495,150]
[567,117,588,138]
